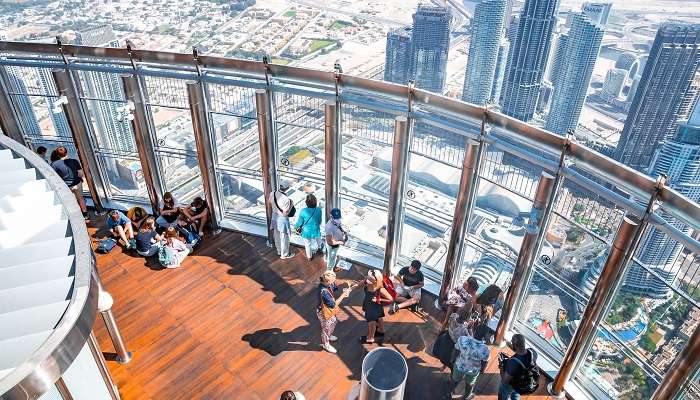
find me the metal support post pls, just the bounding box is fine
[121,74,163,214]
[324,100,341,219]
[51,69,105,212]
[382,115,412,276]
[187,81,222,233]
[255,89,278,245]
[549,177,666,398]
[87,332,122,400]
[651,325,700,400]
[54,377,74,400]
[0,69,25,145]
[494,171,557,345]
[438,139,483,306]
[97,284,132,364]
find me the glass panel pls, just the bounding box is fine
[274,92,326,229]
[207,82,264,221]
[339,103,396,260]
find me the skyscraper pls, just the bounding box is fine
[5,70,41,137]
[545,12,604,135]
[500,0,560,122]
[490,39,510,104]
[410,5,452,94]
[462,0,507,106]
[384,27,412,85]
[38,68,71,139]
[601,68,627,99]
[548,33,568,91]
[581,2,612,25]
[614,24,700,172]
[624,105,700,298]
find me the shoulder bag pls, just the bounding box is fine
[295,208,318,235]
[321,288,337,320]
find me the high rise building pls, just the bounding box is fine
[410,5,452,94]
[500,0,560,122]
[614,24,700,172]
[602,68,627,99]
[490,39,510,104]
[624,105,700,298]
[37,69,71,139]
[548,33,569,90]
[581,2,612,25]
[5,70,41,137]
[545,12,604,135]
[536,80,554,114]
[462,0,507,105]
[62,25,135,153]
[384,27,412,85]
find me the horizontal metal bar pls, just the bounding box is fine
[268,83,335,101]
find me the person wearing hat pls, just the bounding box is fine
[269,186,295,259]
[389,259,424,315]
[324,208,347,270]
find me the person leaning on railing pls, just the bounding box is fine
[294,194,323,261]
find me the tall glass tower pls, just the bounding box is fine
[462,0,507,105]
[500,0,560,122]
[624,105,700,298]
[614,24,700,172]
[384,27,412,85]
[490,39,510,104]
[410,5,452,94]
[545,12,604,135]
[5,70,41,137]
[548,33,568,90]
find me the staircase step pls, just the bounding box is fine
[0,204,65,231]
[0,158,27,172]
[0,220,69,249]
[0,149,13,161]
[0,300,70,341]
[0,168,36,185]
[0,179,48,198]
[0,255,74,290]
[0,330,53,370]
[0,190,56,213]
[0,277,74,314]
[0,237,73,268]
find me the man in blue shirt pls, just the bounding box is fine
[107,210,135,249]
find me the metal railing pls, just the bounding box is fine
[1,40,700,399]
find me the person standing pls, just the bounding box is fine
[324,208,347,270]
[498,334,539,400]
[269,187,295,259]
[451,325,491,400]
[389,259,424,315]
[359,269,392,344]
[295,194,323,261]
[317,270,352,354]
[50,146,88,219]
[156,192,180,229]
[36,146,47,161]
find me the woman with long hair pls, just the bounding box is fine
[50,146,88,219]
[317,270,352,353]
[135,217,163,257]
[358,269,392,344]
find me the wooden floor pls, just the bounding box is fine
[90,221,556,400]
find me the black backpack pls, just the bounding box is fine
[510,349,540,394]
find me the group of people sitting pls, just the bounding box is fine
[104,191,210,268]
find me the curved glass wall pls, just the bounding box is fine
[1,43,700,400]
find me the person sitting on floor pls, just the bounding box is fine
[160,227,192,268]
[182,196,209,237]
[389,259,424,315]
[107,209,134,249]
[127,206,148,230]
[135,217,163,257]
[156,192,180,229]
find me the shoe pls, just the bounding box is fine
[375,331,385,337]
[330,335,338,342]
[388,303,399,315]
[322,343,337,353]
[359,336,375,344]
[280,252,295,259]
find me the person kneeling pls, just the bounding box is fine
[451,325,490,400]
[135,217,163,257]
[389,259,424,315]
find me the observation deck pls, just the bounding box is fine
[0,40,699,400]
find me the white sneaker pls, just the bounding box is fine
[330,335,338,342]
[322,343,337,353]
[280,252,295,259]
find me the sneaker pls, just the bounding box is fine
[322,343,337,353]
[388,302,399,315]
[280,252,295,259]
[330,335,338,342]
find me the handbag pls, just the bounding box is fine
[321,288,337,320]
[274,190,296,218]
[295,208,318,235]
[432,330,455,368]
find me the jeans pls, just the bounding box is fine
[498,383,520,400]
[326,245,339,270]
[156,215,178,228]
[274,229,290,256]
[302,237,323,259]
[137,243,161,257]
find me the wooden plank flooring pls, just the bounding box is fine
[89,222,556,400]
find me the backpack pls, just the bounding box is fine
[376,276,397,305]
[510,349,540,394]
[96,238,117,254]
[177,225,200,247]
[158,245,176,267]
